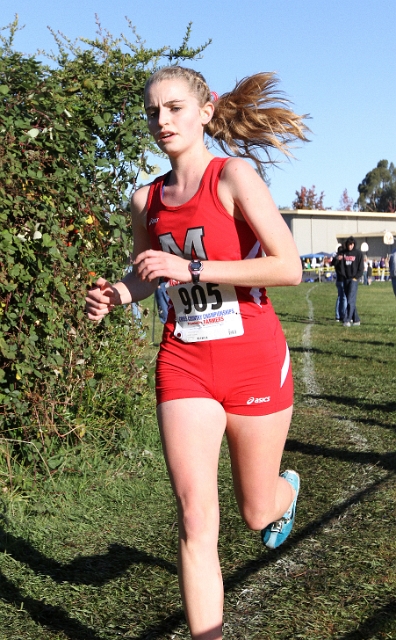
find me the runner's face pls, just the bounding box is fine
[145,79,213,156]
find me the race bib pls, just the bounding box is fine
[167,282,244,343]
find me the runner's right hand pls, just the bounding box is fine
[85,277,121,322]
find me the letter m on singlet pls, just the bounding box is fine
[158,227,207,260]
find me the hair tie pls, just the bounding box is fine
[210,91,219,102]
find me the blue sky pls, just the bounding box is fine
[2,0,396,210]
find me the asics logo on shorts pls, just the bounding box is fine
[247,396,271,405]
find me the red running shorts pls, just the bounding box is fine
[155,307,293,416]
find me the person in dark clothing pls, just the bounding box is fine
[154,279,169,324]
[389,248,396,297]
[342,236,364,326]
[331,244,347,321]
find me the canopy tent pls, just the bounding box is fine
[301,251,335,282]
[300,252,333,260]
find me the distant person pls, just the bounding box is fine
[363,256,369,286]
[342,237,364,327]
[131,302,146,337]
[331,245,346,322]
[384,255,390,281]
[131,301,142,322]
[367,260,373,285]
[155,279,169,324]
[389,248,396,297]
[380,257,386,281]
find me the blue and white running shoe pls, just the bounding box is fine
[262,470,300,549]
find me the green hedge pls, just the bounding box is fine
[0,19,209,441]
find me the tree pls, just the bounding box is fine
[292,185,325,210]
[339,188,354,211]
[357,159,396,212]
[0,15,210,435]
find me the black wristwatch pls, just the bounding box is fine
[188,260,204,284]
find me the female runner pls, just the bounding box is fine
[85,66,309,640]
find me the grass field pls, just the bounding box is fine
[0,282,395,639]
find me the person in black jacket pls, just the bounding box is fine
[342,236,364,326]
[331,244,347,321]
[390,248,396,297]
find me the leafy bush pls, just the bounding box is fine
[0,18,209,446]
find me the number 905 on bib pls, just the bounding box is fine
[167,282,244,343]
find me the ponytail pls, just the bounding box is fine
[207,72,310,176]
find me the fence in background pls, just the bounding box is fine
[302,267,390,283]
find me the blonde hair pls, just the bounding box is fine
[145,66,310,175]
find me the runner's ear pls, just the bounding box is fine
[200,101,215,126]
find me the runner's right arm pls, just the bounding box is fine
[85,185,157,323]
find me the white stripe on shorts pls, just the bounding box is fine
[280,343,290,388]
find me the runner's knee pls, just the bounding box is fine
[177,498,219,544]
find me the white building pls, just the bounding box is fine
[281,209,396,258]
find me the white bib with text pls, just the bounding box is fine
[167,282,244,343]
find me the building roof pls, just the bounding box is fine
[336,231,396,239]
[281,209,396,220]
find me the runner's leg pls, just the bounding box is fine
[157,397,227,640]
[226,406,295,531]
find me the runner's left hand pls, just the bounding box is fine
[134,249,190,283]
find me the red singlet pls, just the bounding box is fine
[146,158,293,416]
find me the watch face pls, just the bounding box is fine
[190,261,203,272]
[189,260,203,283]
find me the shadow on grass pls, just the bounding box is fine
[357,414,396,432]
[0,534,180,639]
[0,535,177,586]
[0,569,103,640]
[1,472,394,639]
[341,338,396,348]
[321,394,396,414]
[331,409,396,434]
[301,392,396,426]
[290,345,382,361]
[285,439,396,472]
[338,598,396,639]
[300,347,363,361]
[273,312,308,324]
[290,345,328,355]
[289,346,377,364]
